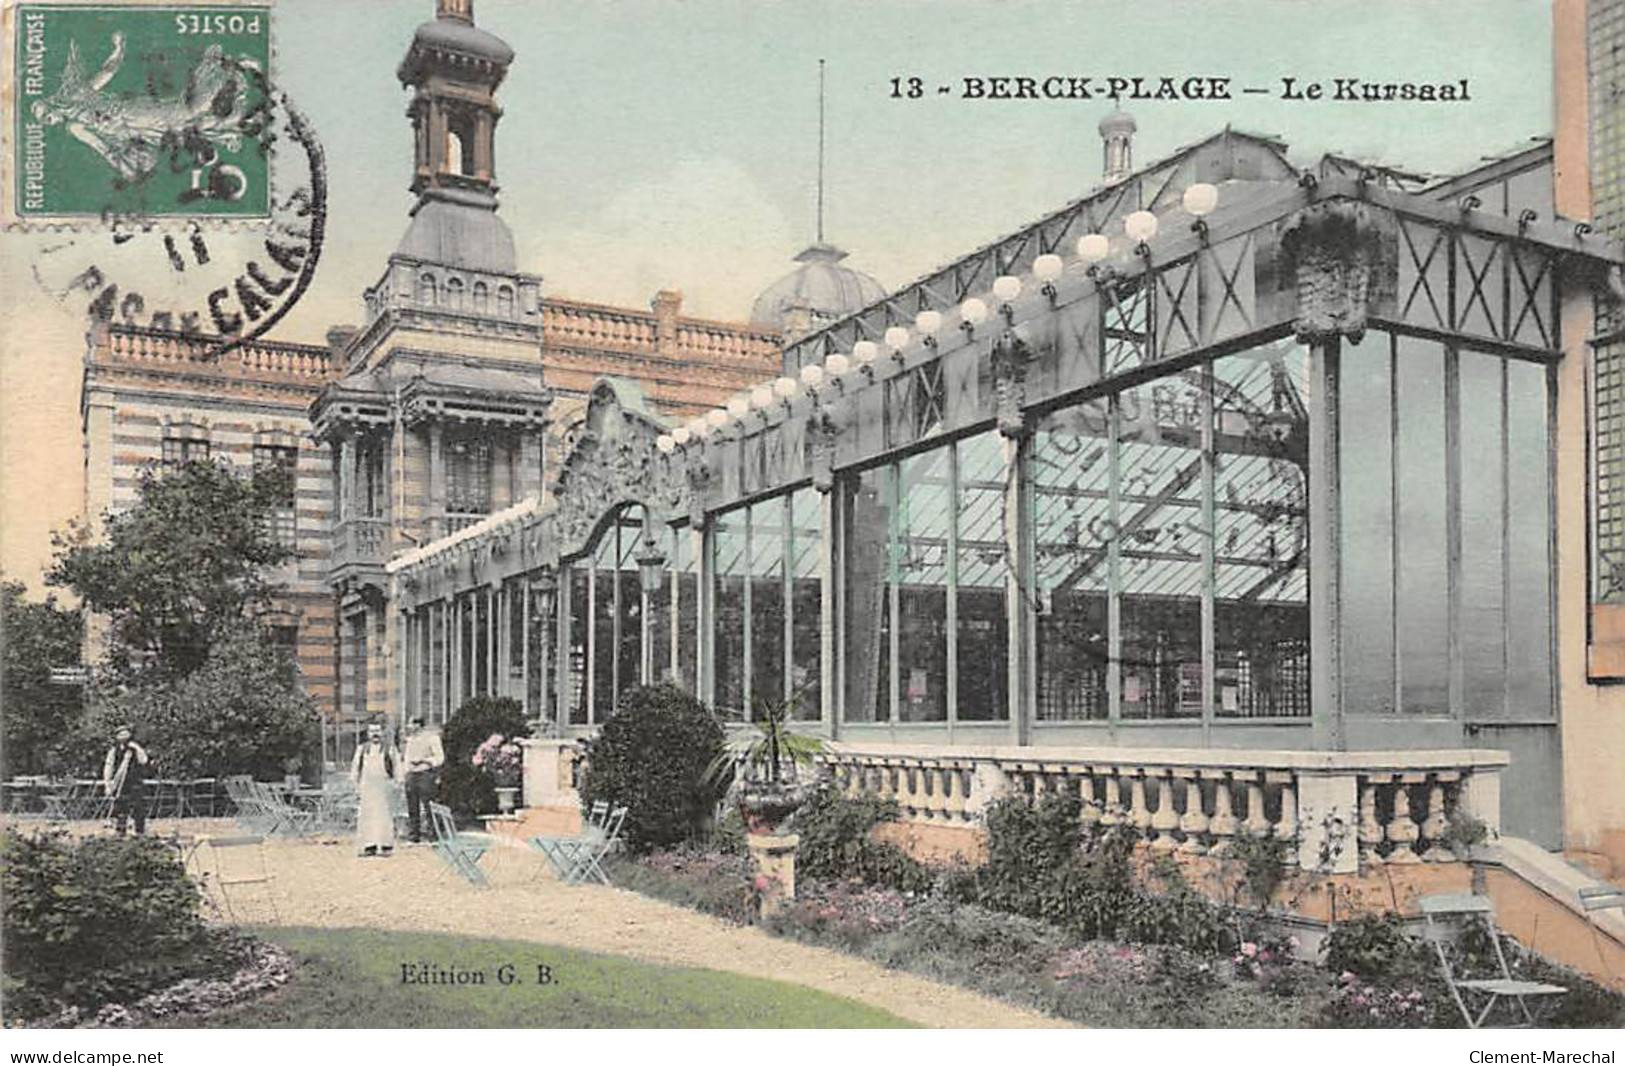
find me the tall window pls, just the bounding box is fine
[254,443,298,547]
[1340,334,1553,720]
[1031,346,1310,722]
[161,432,209,468]
[446,435,492,520]
[840,431,1008,725]
[564,508,649,725]
[708,488,823,721]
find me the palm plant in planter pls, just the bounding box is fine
[705,692,827,834]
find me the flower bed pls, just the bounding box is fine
[616,789,1624,1029]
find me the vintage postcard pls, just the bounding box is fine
[0,0,1622,1056]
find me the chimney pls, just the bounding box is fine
[651,290,682,355]
[1099,109,1137,185]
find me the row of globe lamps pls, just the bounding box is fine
[654,182,1221,456]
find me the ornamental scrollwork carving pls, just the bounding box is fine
[990,331,1032,439]
[1279,200,1390,345]
[550,380,688,556]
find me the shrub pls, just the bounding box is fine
[1321,912,1429,982]
[579,684,727,854]
[790,785,934,892]
[1,829,242,1022]
[440,696,529,818]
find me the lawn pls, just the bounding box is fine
[182,927,912,1028]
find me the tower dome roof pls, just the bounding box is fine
[407,17,514,65]
[1098,109,1137,137]
[750,243,885,333]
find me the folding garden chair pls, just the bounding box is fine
[1418,894,1566,1028]
[537,805,627,886]
[428,801,492,888]
[190,835,279,923]
[250,780,317,838]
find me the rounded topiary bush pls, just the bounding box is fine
[579,684,727,854]
[440,696,529,818]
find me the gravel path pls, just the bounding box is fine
[189,829,1068,1029]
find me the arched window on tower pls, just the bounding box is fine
[472,281,489,314]
[446,113,477,177]
[418,273,438,306]
[497,285,514,317]
[445,276,465,311]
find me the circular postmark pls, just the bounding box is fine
[16,26,325,358]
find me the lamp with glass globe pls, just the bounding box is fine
[1182,182,1219,239]
[959,297,989,339]
[1033,253,1064,304]
[915,309,943,348]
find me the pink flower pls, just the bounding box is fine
[1241,942,1259,958]
[1339,971,1357,984]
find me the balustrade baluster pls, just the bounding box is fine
[1384,780,1422,863]
[1149,771,1177,850]
[1177,771,1208,854]
[1206,771,1237,857]
[1419,773,1454,861]
[1099,771,1123,828]
[1265,773,1298,865]
[1358,777,1385,866]
[1240,776,1270,839]
[1078,771,1100,829]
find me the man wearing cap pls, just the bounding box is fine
[401,715,444,844]
[102,724,150,835]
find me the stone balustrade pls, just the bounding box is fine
[106,327,334,379]
[543,304,658,350]
[819,743,1508,874]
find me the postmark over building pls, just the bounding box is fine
[8,1,272,222]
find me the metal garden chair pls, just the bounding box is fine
[536,805,627,886]
[528,801,607,880]
[1418,893,1566,1028]
[189,834,279,923]
[428,801,492,888]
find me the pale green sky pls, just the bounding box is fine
[0,0,1556,587]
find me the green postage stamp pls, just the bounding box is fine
[7,1,272,222]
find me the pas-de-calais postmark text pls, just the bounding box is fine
[4,1,326,357]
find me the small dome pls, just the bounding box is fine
[1098,109,1136,138]
[396,199,517,273]
[409,17,514,65]
[750,243,885,333]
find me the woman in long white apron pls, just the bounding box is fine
[351,723,398,856]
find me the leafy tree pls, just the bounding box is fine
[440,696,530,818]
[47,460,294,679]
[0,581,83,777]
[58,624,319,781]
[580,684,727,854]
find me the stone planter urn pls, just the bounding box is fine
[736,779,816,835]
[494,785,519,814]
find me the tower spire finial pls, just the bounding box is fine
[816,58,826,245]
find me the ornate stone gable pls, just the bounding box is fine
[550,379,688,557]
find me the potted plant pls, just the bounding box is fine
[705,692,826,835]
[472,733,524,814]
[282,755,303,791]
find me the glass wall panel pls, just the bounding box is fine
[675,526,699,694]
[616,521,642,704]
[507,580,525,701]
[1117,380,1204,720]
[789,487,822,719]
[1212,349,1310,718]
[842,467,891,722]
[1034,399,1110,720]
[648,531,673,686]
[1459,355,1507,717]
[750,498,787,713]
[956,432,1009,720]
[592,529,617,719]
[430,602,446,723]
[896,449,949,722]
[1395,337,1450,714]
[713,509,747,719]
[567,564,588,724]
[1505,359,1553,718]
[460,593,475,704]
[1339,342,1397,715]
